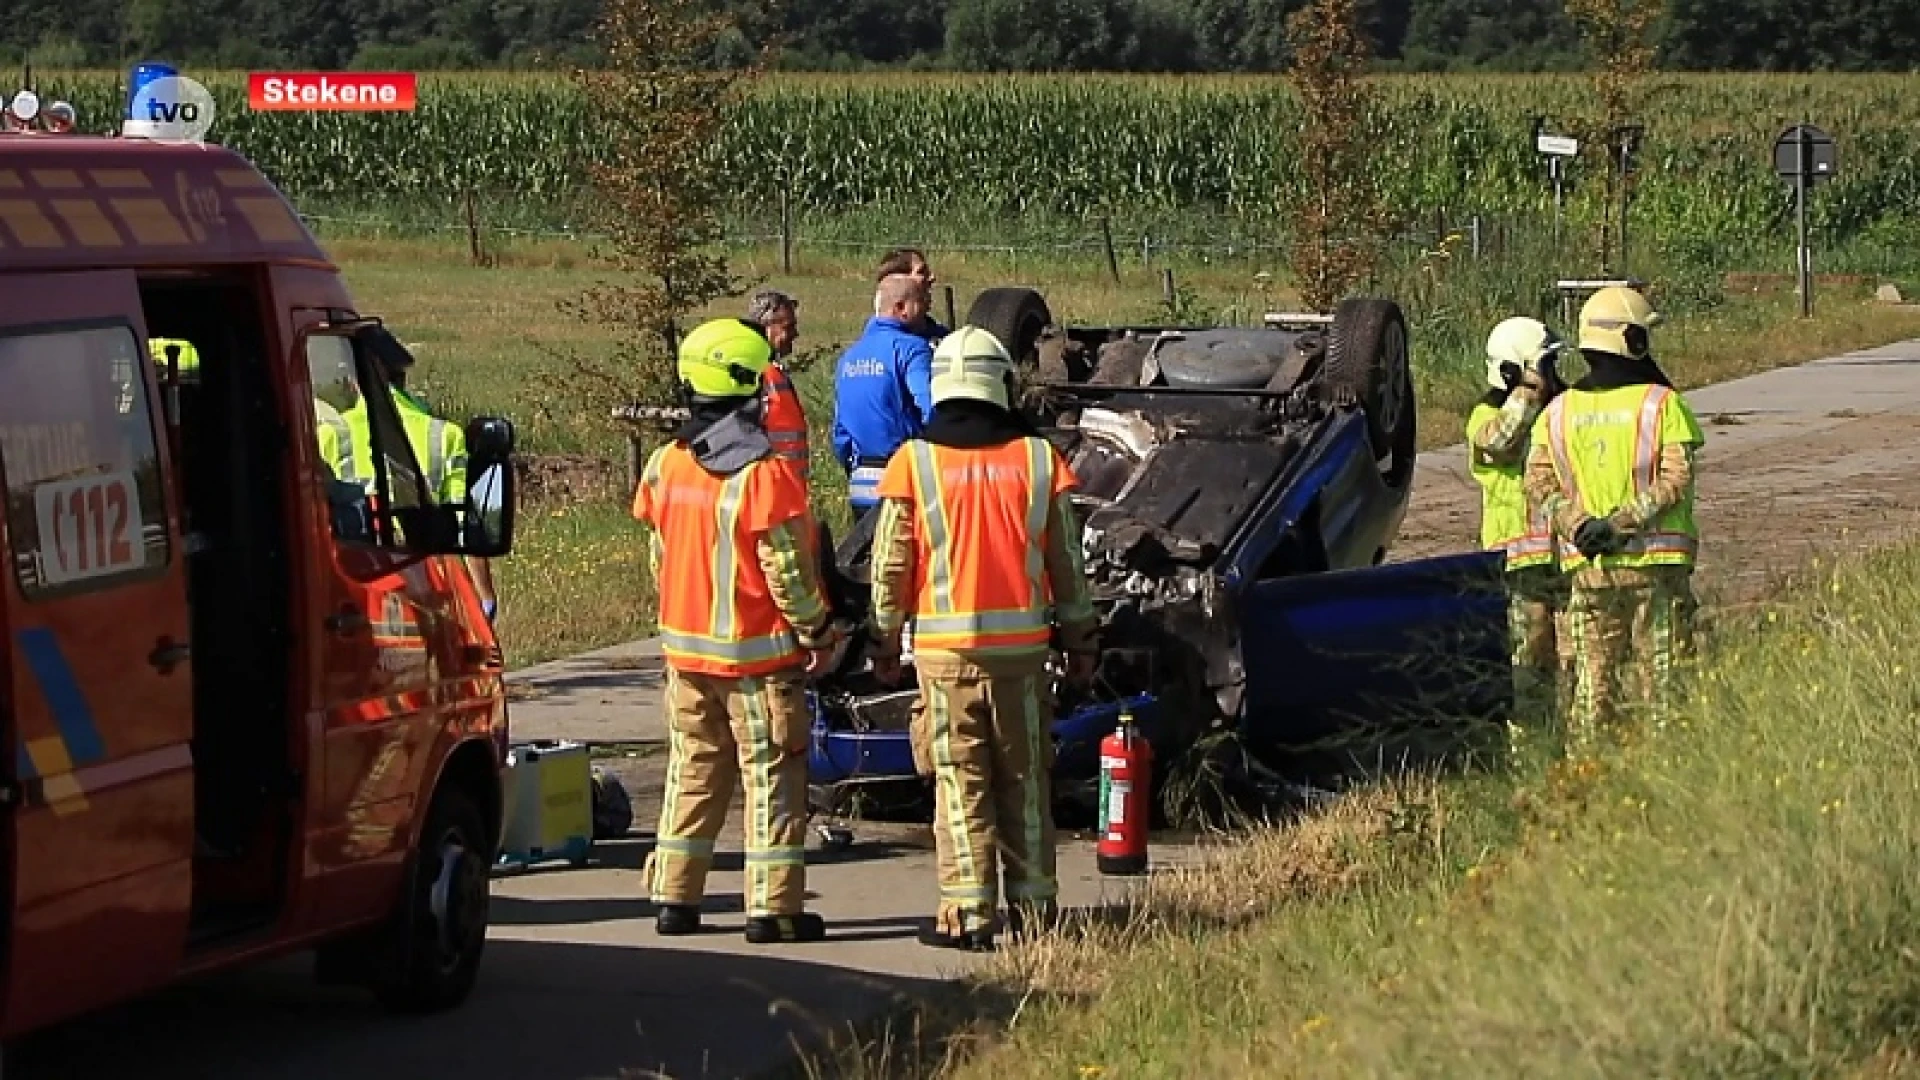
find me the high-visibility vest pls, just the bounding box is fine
[631,444,813,677]
[762,362,811,480]
[343,388,468,504]
[315,398,357,481]
[877,435,1075,654]
[1467,401,1554,571]
[1538,383,1704,570]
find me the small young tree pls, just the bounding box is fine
[1282,0,1394,312]
[563,0,772,412]
[1564,0,1665,272]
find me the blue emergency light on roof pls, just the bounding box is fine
[122,61,175,138]
[126,63,176,117]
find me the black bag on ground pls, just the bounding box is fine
[590,767,634,840]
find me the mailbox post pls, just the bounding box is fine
[1773,123,1837,318]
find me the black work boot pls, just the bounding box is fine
[918,923,996,952]
[744,912,827,944]
[655,903,702,936]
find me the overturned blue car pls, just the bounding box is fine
[812,288,1512,824]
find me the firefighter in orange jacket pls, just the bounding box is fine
[632,318,845,944]
[868,325,1100,952]
[747,288,811,479]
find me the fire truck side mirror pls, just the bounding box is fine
[462,416,516,558]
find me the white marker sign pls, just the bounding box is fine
[1536,134,1581,158]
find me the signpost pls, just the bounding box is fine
[1773,123,1836,318]
[1611,125,1644,275]
[1555,278,1647,333]
[1532,117,1580,244]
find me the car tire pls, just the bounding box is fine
[1323,297,1416,488]
[369,786,491,1013]
[967,288,1054,377]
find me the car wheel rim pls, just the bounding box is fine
[1376,322,1407,439]
[427,830,485,973]
[1374,322,1409,472]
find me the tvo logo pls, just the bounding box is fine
[126,75,217,143]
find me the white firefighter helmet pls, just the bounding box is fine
[1578,286,1663,358]
[930,325,1014,409]
[1484,316,1562,390]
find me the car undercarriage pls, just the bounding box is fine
[810,288,1512,824]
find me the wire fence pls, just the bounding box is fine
[292,198,1506,274]
[291,190,1917,304]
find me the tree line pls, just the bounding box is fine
[3,0,1916,74]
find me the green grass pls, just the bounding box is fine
[490,500,651,667]
[809,542,1920,1078]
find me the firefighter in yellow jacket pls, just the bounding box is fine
[867,326,1100,952]
[343,328,499,620]
[1525,286,1703,752]
[1468,316,1570,745]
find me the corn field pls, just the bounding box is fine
[28,72,1920,248]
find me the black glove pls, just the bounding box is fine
[1573,517,1622,558]
[1535,349,1559,390]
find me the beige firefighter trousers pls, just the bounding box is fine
[910,653,1058,937]
[1507,564,1574,752]
[646,666,811,917]
[1564,564,1698,754]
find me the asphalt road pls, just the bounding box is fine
[6,803,1171,1079]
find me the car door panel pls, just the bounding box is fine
[1237,551,1512,774]
[0,272,195,1036]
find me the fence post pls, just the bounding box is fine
[778,182,794,274]
[1100,217,1121,283]
[463,187,488,267]
[1470,215,1482,259]
[626,432,645,497]
[943,285,956,330]
[1161,268,1176,306]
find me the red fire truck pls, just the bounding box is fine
[0,97,517,1043]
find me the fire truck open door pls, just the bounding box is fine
[0,272,196,1037]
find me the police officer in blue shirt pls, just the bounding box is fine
[832,273,938,517]
[875,247,949,341]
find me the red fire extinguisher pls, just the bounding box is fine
[1097,711,1152,875]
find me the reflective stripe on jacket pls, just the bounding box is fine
[343,388,468,504]
[876,436,1074,654]
[632,444,813,677]
[848,464,886,509]
[1468,401,1554,570]
[1540,384,1702,570]
[762,362,810,479]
